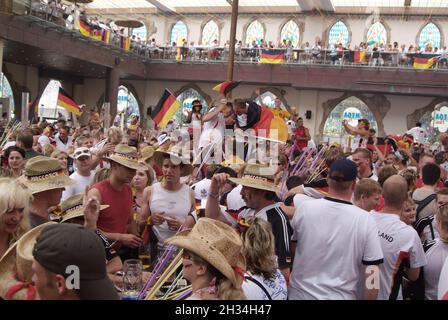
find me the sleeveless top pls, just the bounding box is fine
[94,180,133,234]
[149,182,192,243]
[294,126,308,150]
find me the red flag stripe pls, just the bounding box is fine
[153,95,177,124]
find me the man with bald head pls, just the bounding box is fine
[370,175,427,300]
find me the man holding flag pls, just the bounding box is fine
[151,89,181,129]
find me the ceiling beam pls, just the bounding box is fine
[296,0,313,11]
[145,0,176,14]
[317,0,334,12]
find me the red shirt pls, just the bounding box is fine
[415,178,444,190]
[294,126,308,150]
[94,180,133,234]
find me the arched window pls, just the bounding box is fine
[117,85,140,127]
[132,24,147,42]
[280,20,300,48]
[0,72,15,119]
[419,102,448,144]
[246,20,264,46]
[170,21,188,45]
[254,91,286,110]
[38,80,71,120]
[366,22,387,46]
[328,21,349,47]
[175,88,208,125]
[202,20,219,46]
[323,97,378,145]
[418,23,441,50]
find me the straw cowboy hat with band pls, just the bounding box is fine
[165,217,246,288]
[58,194,109,223]
[106,145,148,171]
[153,146,193,177]
[0,222,56,300]
[139,146,155,162]
[228,163,280,193]
[18,156,77,195]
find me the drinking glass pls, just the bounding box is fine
[121,259,143,300]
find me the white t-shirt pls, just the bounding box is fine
[54,134,73,152]
[38,135,51,147]
[242,270,287,300]
[286,120,296,134]
[198,107,225,149]
[438,256,448,300]
[289,197,383,300]
[406,127,426,144]
[425,239,448,300]
[226,185,246,211]
[61,171,93,201]
[370,211,427,300]
[3,141,16,150]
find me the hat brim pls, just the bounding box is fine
[107,154,148,171]
[228,177,280,193]
[153,151,193,177]
[165,231,245,289]
[0,244,31,300]
[60,205,109,223]
[18,175,77,195]
[77,276,119,300]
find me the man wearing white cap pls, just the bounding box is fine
[62,147,95,201]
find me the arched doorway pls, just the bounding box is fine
[418,101,448,144]
[38,80,71,121]
[115,85,140,129]
[175,88,208,126]
[0,72,15,119]
[255,91,287,110]
[322,96,378,145]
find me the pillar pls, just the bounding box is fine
[105,67,120,124]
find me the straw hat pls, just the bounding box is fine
[18,156,77,195]
[0,222,56,300]
[153,146,193,177]
[106,145,148,171]
[165,218,246,288]
[58,194,109,223]
[140,146,155,162]
[228,163,280,193]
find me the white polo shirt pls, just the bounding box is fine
[289,197,383,300]
[370,211,427,300]
[424,239,448,300]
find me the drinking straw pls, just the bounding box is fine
[289,147,311,177]
[161,270,185,299]
[174,289,193,300]
[145,252,183,300]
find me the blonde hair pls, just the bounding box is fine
[106,127,123,145]
[0,178,31,244]
[42,143,55,157]
[437,204,448,242]
[240,217,277,279]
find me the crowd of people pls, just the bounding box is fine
[0,89,448,301]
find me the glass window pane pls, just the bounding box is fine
[246,20,264,46]
[328,21,349,47]
[176,89,208,125]
[38,80,70,120]
[202,20,219,46]
[366,22,387,46]
[0,73,15,118]
[280,20,300,48]
[419,102,448,144]
[418,23,441,50]
[323,97,378,145]
[132,25,147,41]
[254,91,286,110]
[170,21,188,45]
[117,86,140,128]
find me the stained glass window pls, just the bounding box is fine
[38,80,71,119]
[132,24,147,41]
[0,72,14,117]
[328,21,349,47]
[176,88,208,125]
[280,20,300,48]
[418,23,441,50]
[322,97,378,145]
[366,22,387,46]
[246,20,264,46]
[419,102,448,144]
[116,86,140,128]
[254,91,286,110]
[170,21,188,45]
[202,20,219,46]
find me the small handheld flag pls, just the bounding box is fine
[212,81,241,96]
[151,89,181,128]
[57,88,82,116]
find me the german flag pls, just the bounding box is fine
[91,28,102,41]
[260,49,285,64]
[78,20,92,38]
[212,81,240,96]
[57,88,82,116]
[413,55,438,70]
[101,30,111,44]
[151,89,181,128]
[120,36,131,51]
[252,107,288,142]
[354,50,366,63]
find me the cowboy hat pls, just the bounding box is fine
[228,163,280,193]
[18,156,77,195]
[153,146,193,177]
[165,218,246,288]
[140,146,155,162]
[0,222,56,300]
[106,145,148,171]
[58,194,109,223]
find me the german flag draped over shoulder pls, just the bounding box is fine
[260,49,285,64]
[252,107,288,142]
[413,55,439,70]
[212,81,241,96]
[151,89,181,128]
[57,88,82,116]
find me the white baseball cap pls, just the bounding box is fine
[72,147,91,160]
